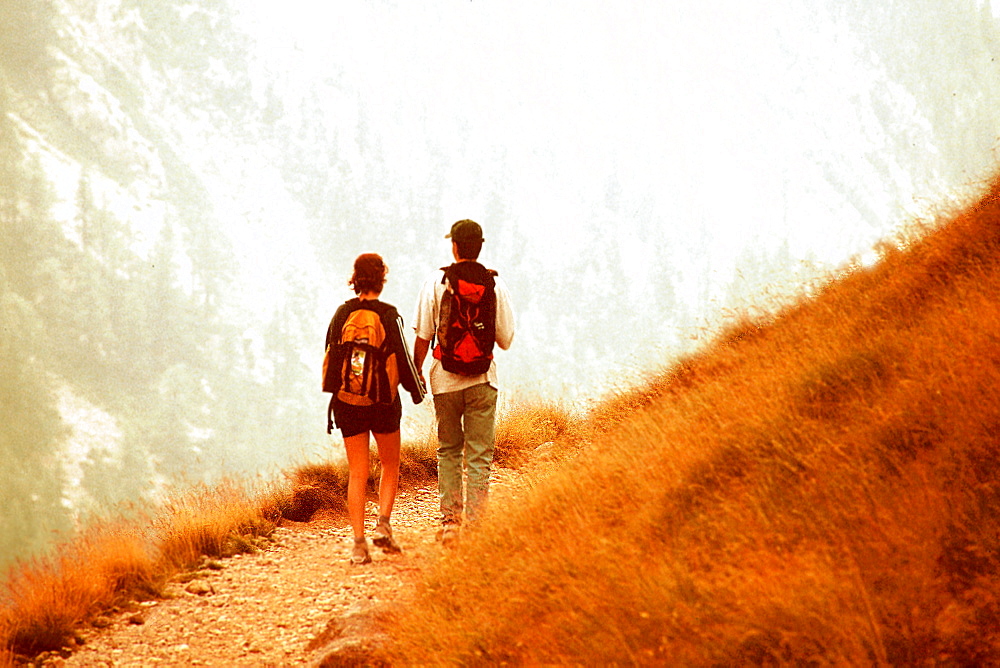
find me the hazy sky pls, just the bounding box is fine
[9,0,1000,572]
[232,2,988,257]
[225,0,1000,406]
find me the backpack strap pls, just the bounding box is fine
[374,337,393,405]
[327,395,335,434]
[372,303,399,405]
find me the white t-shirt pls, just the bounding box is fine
[412,266,515,395]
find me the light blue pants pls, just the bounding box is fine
[433,383,498,525]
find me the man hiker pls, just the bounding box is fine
[412,219,515,545]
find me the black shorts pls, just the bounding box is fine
[332,395,402,438]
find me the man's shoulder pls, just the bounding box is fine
[493,272,512,296]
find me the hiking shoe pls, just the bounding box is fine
[350,538,371,565]
[372,517,402,554]
[437,523,460,547]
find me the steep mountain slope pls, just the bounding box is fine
[384,176,1000,664]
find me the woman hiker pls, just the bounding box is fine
[324,253,425,564]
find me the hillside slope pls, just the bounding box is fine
[384,176,1000,665]
[5,178,998,665]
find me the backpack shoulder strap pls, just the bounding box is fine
[327,299,356,349]
[442,261,495,286]
[326,298,361,433]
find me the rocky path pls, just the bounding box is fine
[58,482,456,667]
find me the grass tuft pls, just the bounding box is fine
[282,462,349,522]
[156,480,279,568]
[493,400,572,467]
[400,436,438,480]
[0,479,282,659]
[0,522,160,657]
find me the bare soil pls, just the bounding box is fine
[46,470,520,667]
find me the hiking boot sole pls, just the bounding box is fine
[350,543,372,565]
[437,525,460,547]
[372,534,402,554]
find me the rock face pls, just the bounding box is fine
[309,607,390,667]
[0,0,316,570]
[6,2,181,256]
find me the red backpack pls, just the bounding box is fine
[434,262,497,376]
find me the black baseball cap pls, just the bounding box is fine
[445,219,484,243]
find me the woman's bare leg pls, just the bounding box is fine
[343,431,371,539]
[372,430,401,519]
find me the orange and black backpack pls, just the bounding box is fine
[323,301,400,432]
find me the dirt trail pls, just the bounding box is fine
[56,475,498,667]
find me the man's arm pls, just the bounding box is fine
[494,277,515,351]
[412,275,438,388]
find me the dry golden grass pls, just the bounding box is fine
[382,176,1000,664]
[281,461,349,522]
[283,433,443,522]
[0,479,285,659]
[493,400,573,467]
[0,435,440,661]
[399,433,439,481]
[154,480,283,569]
[0,521,159,659]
